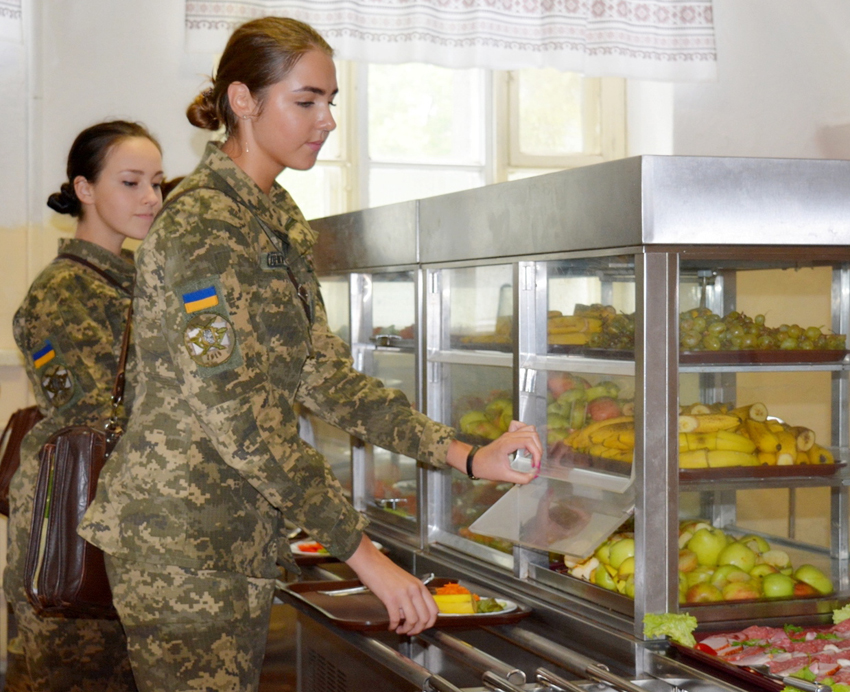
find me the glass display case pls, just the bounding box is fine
[310,155,850,640]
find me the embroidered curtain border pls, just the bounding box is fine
[185,0,717,81]
[0,0,22,43]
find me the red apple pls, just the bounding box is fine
[793,581,819,598]
[587,397,623,422]
[721,581,761,600]
[547,373,589,398]
[678,549,699,573]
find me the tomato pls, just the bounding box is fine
[695,642,719,656]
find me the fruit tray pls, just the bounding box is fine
[548,346,848,364]
[680,462,844,482]
[279,578,532,632]
[369,335,415,349]
[555,447,842,481]
[551,446,632,477]
[449,336,512,352]
[680,349,849,364]
[670,637,784,692]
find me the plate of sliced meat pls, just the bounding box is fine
[671,621,850,691]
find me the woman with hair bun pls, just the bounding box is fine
[79,17,541,691]
[8,120,162,691]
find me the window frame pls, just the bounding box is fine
[307,62,627,214]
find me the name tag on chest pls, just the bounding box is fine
[262,252,288,270]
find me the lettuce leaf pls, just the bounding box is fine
[833,604,850,624]
[643,613,698,647]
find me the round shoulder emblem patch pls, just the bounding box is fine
[40,363,75,408]
[183,313,236,367]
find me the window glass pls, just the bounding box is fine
[516,69,586,156]
[368,63,485,164]
[277,164,346,221]
[369,166,483,208]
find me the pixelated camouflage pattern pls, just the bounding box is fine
[80,142,456,579]
[6,238,137,691]
[105,554,273,692]
[14,601,136,691]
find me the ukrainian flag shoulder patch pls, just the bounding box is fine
[32,341,56,369]
[182,285,219,313]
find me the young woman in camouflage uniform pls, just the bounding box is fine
[78,17,542,691]
[8,121,163,690]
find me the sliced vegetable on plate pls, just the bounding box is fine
[431,582,514,615]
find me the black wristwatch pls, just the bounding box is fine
[466,445,481,480]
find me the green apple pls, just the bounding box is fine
[718,542,758,573]
[685,583,724,603]
[750,564,778,578]
[625,574,636,599]
[737,534,771,555]
[617,556,636,579]
[678,572,689,603]
[794,564,834,595]
[594,542,611,565]
[556,389,587,406]
[686,565,715,587]
[485,398,512,422]
[594,565,618,591]
[608,538,635,569]
[686,527,728,567]
[459,410,488,432]
[722,580,761,600]
[711,565,748,588]
[547,413,570,430]
[762,549,791,569]
[762,572,796,598]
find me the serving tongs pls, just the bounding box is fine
[743,665,831,692]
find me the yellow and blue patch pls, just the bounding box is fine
[182,286,219,314]
[32,341,55,369]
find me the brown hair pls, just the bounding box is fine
[47,120,161,218]
[187,17,333,134]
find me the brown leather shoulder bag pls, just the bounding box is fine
[24,254,132,619]
[0,406,45,516]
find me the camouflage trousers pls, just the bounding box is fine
[11,599,137,691]
[104,555,275,692]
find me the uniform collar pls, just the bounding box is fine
[57,237,135,294]
[198,142,317,251]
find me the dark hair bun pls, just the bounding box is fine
[186,89,221,131]
[47,181,81,216]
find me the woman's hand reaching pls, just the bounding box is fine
[345,535,438,635]
[447,421,542,484]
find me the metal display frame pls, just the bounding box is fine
[309,155,850,642]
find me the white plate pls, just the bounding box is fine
[439,598,517,617]
[290,539,383,556]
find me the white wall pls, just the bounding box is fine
[673,0,850,158]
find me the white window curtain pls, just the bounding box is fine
[185,0,716,81]
[0,0,22,43]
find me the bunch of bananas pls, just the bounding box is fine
[678,402,833,468]
[548,312,605,345]
[564,416,635,463]
[564,401,833,468]
[548,304,634,348]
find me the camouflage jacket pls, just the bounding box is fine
[79,142,456,578]
[5,238,135,603]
